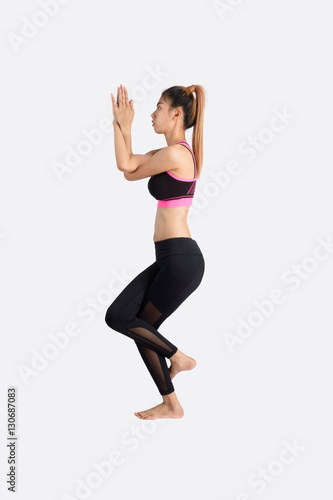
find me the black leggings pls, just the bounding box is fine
[104,237,205,396]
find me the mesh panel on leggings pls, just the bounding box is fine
[138,300,162,325]
[127,327,173,353]
[137,345,169,394]
[134,299,174,394]
[131,299,173,353]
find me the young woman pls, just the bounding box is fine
[105,83,206,420]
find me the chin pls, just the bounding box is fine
[155,127,165,135]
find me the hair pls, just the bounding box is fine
[161,85,206,179]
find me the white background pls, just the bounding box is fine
[1,0,333,499]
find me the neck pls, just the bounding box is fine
[164,131,186,147]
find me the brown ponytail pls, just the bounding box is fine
[161,85,206,179]
[188,85,205,179]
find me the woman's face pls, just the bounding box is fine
[151,97,178,134]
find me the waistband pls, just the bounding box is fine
[154,237,202,259]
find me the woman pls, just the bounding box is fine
[105,83,206,420]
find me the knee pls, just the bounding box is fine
[105,304,122,331]
[105,300,137,331]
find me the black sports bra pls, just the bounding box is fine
[147,141,197,207]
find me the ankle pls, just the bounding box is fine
[162,392,178,405]
[170,348,180,361]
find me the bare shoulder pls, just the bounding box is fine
[151,145,179,161]
[149,143,188,159]
[170,142,192,158]
[167,143,195,177]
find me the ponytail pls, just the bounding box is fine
[188,85,206,179]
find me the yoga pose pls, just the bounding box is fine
[105,83,206,420]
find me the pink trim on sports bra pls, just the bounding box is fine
[166,171,197,182]
[166,141,197,181]
[157,198,193,207]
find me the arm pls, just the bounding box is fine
[111,85,137,171]
[121,125,133,156]
[113,120,162,172]
[124,146,179,181]
[111,85,161,171]
[113,119,133,171]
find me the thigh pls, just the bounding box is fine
[107,261,160,324]
[138,253,205,328]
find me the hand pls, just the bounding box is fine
[110,84,134,130]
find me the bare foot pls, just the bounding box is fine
[134,394,184,420]
[168,349,196,380]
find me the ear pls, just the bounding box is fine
[175,107,182,118]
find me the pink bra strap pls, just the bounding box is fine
[176,141,197,176]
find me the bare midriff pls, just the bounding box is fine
[153,206,192,242]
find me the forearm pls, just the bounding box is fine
[113,120,135,172]
[121,126,133,156]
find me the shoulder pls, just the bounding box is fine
[148,143,187,158]
[166,143,195,177]
[157,144,179,156]
[150,144,184,166]
[164,143,189,163]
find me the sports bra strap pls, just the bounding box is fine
[176,141,197,177]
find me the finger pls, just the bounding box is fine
[124,86,129,106]
[110,94,116,114]
[112,93,119,115]
[121,84,127,107]
[117,86,120,107]
[118,86,122,107]
[120,84,125,107]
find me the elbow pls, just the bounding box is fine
[117,161,135,174]
[123,171,132,181]
[123,166,138,180]
[117,162,127,172]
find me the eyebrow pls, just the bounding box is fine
[156,101,163,106]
